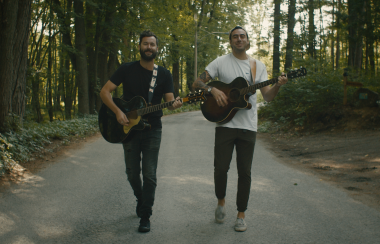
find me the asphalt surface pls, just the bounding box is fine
[1,111,379,244]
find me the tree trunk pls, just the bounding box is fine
[186,58,194,91]
[107,40,119,79]
[47,34,53,122]
[331,0,335,69]
[348,0,365,71]
[74,0,89,115]
[365,0,375,72]
[96,13,112,111]
[52,0,76,68]
[58,43,65,116]
[32,73,43,123]
[336,0,341,69]
[272,0,281,76]
[107,40,119,98]
[285,0,296,71]
[64,58,73,119]
[0,0,31,131]
[86,1,96,114]
[308,0,316,59]
[172,61,180,96]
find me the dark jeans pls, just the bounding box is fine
[122,128,162,217]
[214,127,256,212]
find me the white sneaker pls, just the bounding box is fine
[215,205,226,223]
[234,218,247,232]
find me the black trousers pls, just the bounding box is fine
[123,128,162,217]
[214,127,256,212]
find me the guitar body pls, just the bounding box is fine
[201,77,253,124]
[200,68,307,124]
[98,96,149,143]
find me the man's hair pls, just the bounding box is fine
[229,26,249,41]
[139,30,158,46]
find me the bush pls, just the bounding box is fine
[258,62,380,127]
[0,115,98,177]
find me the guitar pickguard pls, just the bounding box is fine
[123,115,142,134]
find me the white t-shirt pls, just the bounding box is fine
[205,53,268,132]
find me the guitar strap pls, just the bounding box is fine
[148,64,159,105]
[249,57,256,85]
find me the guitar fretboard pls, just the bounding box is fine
[239,68,306,95]
[137,100,179,116]
[240,77,278,95]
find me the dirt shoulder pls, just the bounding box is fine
[0,133,102,189]
[258,129,380,211]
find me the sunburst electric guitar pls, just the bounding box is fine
[200,67,307,124]
[99,92,206,143]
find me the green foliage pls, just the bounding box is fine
[259,61,344,126]
[0,134,18,177]
[0,115,98,177]
[259,59,380,128]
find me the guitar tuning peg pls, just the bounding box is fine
[201,101,204,105]
[198,90,201,93]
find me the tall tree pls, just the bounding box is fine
[364,0,375,72]
[85,1,97,114]
[0,0,32,131]
[335,0,341,69]
[347,0,365,71]
[273,0,282,75]
[307,0,316,59]
[47,5,54,122]
[285,0,296,71]
[331,0,335,69]
[74,0,89,115]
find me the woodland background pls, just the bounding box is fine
[1,0,380,174]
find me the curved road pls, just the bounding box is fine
[1,111,379,243]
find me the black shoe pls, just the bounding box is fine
[136,199,143,217]
[138,217,150,233]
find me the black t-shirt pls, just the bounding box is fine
[110,61,174,128]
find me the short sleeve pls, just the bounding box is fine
[205,58,219,79]
[163,69,174,94]
[109,64,126,86]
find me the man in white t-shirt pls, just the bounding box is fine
[192,26,288,232]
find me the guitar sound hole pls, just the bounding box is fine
[229,89,241,102]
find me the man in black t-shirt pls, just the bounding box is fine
[100,30,182,233]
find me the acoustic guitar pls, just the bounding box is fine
[99,92,205,143]
[200,67,307,124]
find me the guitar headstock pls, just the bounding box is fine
[185,90,207,104]
[287,67,307,79]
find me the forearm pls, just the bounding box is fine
[261,84,281,102]
[100,87,121,115]
[192,71,212,91]
[261,73,287,102]
[192,77,210,90]
[165,93,182,110]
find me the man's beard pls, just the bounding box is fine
[232,43,248,52]
[140,48,157,61]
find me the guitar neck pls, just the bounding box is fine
[137,96,194,116]
[240,77,278,95]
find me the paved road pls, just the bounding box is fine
[1,111,379,244]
